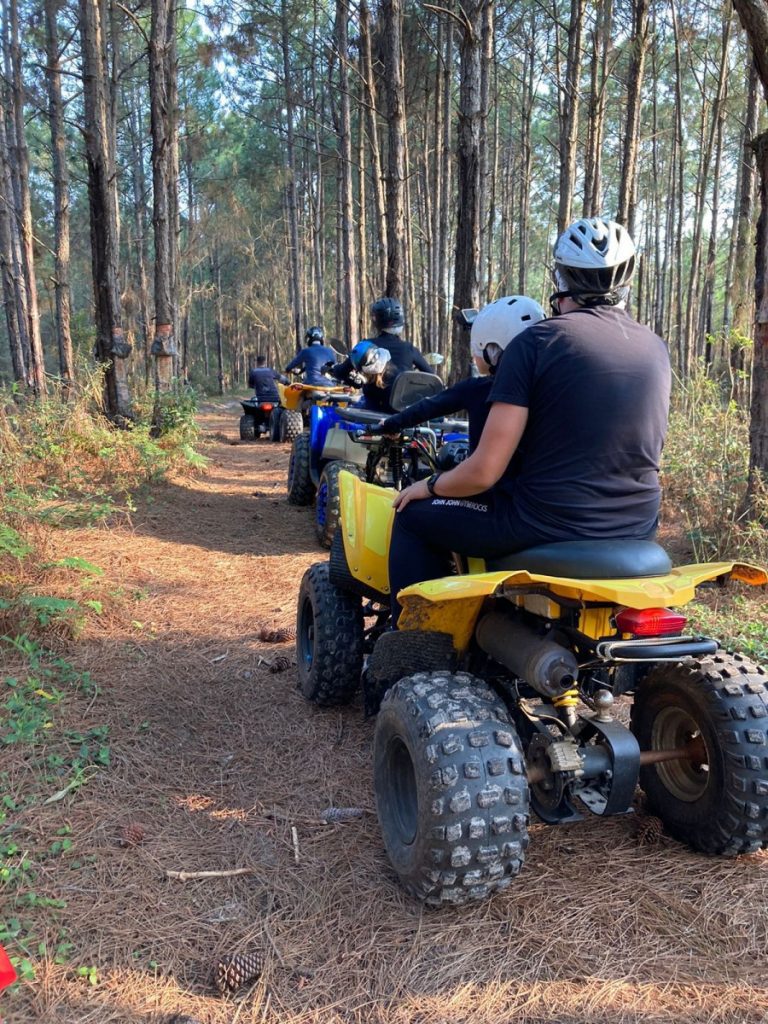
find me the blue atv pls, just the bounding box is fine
[287,371,467,549]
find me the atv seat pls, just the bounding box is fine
[485,539,672,579]
[389,371,443,412]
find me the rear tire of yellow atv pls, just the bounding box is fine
[374,672,529,906]
[632,651,768,854]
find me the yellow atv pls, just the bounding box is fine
[296,471,768,907]
[275,380,355,442]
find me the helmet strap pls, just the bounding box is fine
[549,289,573,315]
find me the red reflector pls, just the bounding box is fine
[615,607,687,637]
[261,403,274,412]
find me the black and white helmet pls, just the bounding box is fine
[470,295,546,363]
[553,217,636,304]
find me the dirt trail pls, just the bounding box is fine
[12,402,768,1024]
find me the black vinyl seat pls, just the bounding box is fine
[484,539,672,579]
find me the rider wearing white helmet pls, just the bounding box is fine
[387,217,671,625]
[379,295,546,453]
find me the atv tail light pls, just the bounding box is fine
[261,403,274,412]
[615,607,688,637]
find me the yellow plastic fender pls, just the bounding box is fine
[397,562,767,651]
[279,381,353,411]
[338,473,394,594]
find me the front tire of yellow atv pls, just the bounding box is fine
[632,652,768,855]
[279,409,304,442]
[287,434,314,506]
[296,562,363,706]
[374,672,529,906]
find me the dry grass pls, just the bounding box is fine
[4,401,768,1024]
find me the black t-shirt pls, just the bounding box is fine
[489,306,671,541]
[248,366,284,402]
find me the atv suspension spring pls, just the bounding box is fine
[390,446,403,489]
[552,686,580,728]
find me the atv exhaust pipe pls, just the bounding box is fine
[475,612,579,698]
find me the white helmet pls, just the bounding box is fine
[470,295,546,361]
[553,217,636,300]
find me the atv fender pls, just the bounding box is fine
[338,474,393,596]
[397,562,767,653]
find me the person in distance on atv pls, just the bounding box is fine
[387,217,671,623]
[248,355,288,403]
[283,326,338,386]
[328,297,431,411]
[376,295,546,453]
[328,341,402,413]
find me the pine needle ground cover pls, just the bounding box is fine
[1,402,767,1024]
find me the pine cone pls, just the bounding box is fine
[270,656,292,674]
[214,950,264,994]
[322,807,365,824]
[259,624,296,643]
[118,822,146,847]
[633,814,665,846]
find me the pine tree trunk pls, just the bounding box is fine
[7,0,45,396]
[335,0,358,347]
[44,0,74,396]
[360,0,386,288]
[747,131,768,496]
[281,0,303,352]
[583,0,613,217]
[556,0,584,233]
[617,0,650,238]
[449,0,491,383]
[79,0,131,418]
[381,0,406,301]
[149,0,178,416]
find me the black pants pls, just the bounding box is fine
[388,489,542,622]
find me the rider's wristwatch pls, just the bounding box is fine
[426,473,442,497]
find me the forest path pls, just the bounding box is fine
[15,402,768,1024]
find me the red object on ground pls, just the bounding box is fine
[0,945,16,989]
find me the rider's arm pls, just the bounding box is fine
[380,379,471,433]
[393,402,527,509]
[411,347,431,372]
[274,370,289,384]
[327,357,353,382]
[284,352,303,373]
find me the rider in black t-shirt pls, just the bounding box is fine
[387,217,672,622]
[248,355,287,402]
